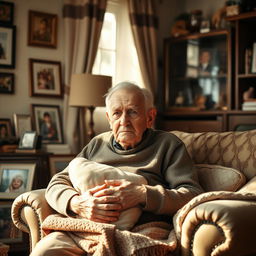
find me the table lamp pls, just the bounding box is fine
[69,73,112,140]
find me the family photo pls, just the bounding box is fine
[32,104,63,144]
[0,168,28,193]
[0,163,35,199]
[29,59,62,97]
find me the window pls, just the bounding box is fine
[92,12,116,77]
[93,0,144,88]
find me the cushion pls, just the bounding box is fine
[195,164,246,192]
[68,157,148,230]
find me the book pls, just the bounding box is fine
[245,48,252,74]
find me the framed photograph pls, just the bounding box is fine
[0,163,36,199]
[0,201,23,243]
[28,10,57,48]
[49,154,75,176]
[31,104,63,144]
[13,114,32,138]
[0,118,12,140]
[0,25,16,68]
[29,58,63,98]
[0,72,14,94]
[0,1,14,25]
[198,48,219,76]
[18,131,38,149]
[252,42,256,74]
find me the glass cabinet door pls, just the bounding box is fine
[164,31,230,111]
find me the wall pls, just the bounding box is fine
[0,0,64,131]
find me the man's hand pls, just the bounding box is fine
[69,184,122,223]
[94,179,147,210]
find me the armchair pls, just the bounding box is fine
[12,130,256,255]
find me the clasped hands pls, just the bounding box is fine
[69,179,146,223]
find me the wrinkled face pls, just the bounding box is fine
[106,88,156,149]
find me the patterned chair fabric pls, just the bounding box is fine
[171,130,256,180]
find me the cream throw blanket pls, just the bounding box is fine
[42,191,256,256]
[68,157,148,230]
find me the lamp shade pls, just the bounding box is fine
[69,74,112,107]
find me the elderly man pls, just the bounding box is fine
[31,82,202,255]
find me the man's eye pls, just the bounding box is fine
[112,112,121,118]
[128,110,138,118]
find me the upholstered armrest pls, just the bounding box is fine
[11,189,56,250]
[180,199,256,256]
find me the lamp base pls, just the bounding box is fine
[87,106,95,140]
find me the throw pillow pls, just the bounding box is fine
[68,157,148,230]
[195,164,246,192]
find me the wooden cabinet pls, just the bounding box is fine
[159,12,256,132]
[226,11,256,110]
[228,111,256,130]
[164,29,231,112]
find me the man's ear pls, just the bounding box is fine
[146,108,157,128]
[106,112,112,129]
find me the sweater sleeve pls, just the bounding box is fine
[45,166,79,216]
[45,142,92,216]
[143,141,203,215]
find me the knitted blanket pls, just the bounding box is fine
[42,217,177,256]
[42,191,256,256]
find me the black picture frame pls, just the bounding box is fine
[0,72,14,94]
[0,1,14,25]
[0,25,16,69]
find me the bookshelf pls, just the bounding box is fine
[158,12,256,132]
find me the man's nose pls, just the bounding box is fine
[120,112,130,125]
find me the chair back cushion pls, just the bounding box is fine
[171,130,256,180]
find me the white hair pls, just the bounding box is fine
[105,81,154,111]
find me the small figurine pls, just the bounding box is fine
[243,87,256,102]
[171,13,190,38]
[194,94,206,110]
[175,91,185,106]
